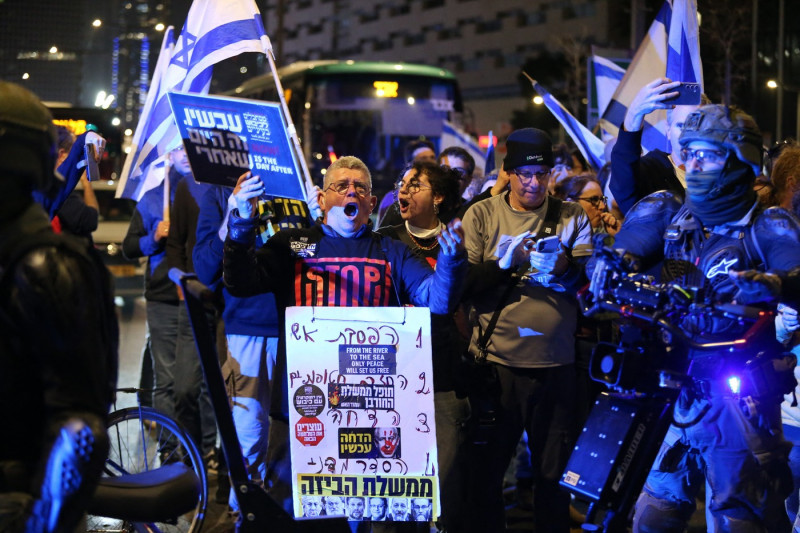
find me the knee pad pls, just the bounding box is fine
[632,492,693,533]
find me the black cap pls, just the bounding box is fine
[503,128,554,170]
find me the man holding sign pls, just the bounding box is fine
[223,155,468,514]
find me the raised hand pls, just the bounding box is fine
[438,219,465,256]
[233,171,264,219]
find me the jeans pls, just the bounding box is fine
[433,390,471,531]
[175,304,217,455]
[146,300,179,424]
[147,300,216,455]
[224,334,277,510]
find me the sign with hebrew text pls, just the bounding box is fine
[285,306,439,522]
[167,91,305,201]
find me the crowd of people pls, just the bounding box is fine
[2,70,800,533]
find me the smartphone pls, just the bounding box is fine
[84,143,100,182]
[535,235,560,254]
[666,82,701,105]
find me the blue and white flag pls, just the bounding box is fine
[116,26,175,200]
[525,74,605,171]
[592,54,626,120]
[440,120,487,175]
[117,0,270,200]
[599,0,703,153]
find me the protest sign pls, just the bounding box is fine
[285,306,439,522]
[167,91,306,201]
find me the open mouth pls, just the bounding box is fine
[398,198,410,212]
[344,202,359,217]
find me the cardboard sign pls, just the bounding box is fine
[285,306,439,522]
[167,92,306,201]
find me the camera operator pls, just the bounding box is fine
[590,104,800,531]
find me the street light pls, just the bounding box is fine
[768,80,800,142]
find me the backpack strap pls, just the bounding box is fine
[475,196,563,362]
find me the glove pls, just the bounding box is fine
[729,270,782,304]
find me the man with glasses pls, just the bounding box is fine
[590,104,800,531]
[461,128,593,532]
[223,155,468,515]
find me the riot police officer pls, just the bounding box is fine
[0,81,118,532]
[591,104,800,532]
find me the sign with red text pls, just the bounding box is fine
[285,306,439,522]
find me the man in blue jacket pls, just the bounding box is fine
[193,178,315,509]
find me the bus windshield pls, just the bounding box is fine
[227,61,462,196]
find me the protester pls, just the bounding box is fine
[766,144,800,528]
[123,144,191,463]
[222,155,467,515]
[51,125,100,241]
[461,127,592,532]
[377,160,470,531]
[0,81,118,532]
[377,138,437,227]
[194,180,316,511]
[554,173,621,236]
[590,104,800,531]
[609,77,707,215]
[165,146,217,465]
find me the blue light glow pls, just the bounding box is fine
[727,376,741,395]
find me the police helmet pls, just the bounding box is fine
[679,104,762,176]
[0,81,58,192]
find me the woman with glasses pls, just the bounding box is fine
[554,174,621,236]
[377,160,471,532]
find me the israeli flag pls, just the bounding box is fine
[440,120,487,175]
[526,76,605,172]
[599,0,703,154]
[117,0,271,200]
[592,54,626,121]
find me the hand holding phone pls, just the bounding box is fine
[665,82,701,105]
[535,235,561,254]
[84,143,100,182]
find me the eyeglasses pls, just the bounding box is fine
[575,195,608,208]
[395,179,432,195]
[510,168,550,183]
[326,180,370,197]
[679,147,728,165]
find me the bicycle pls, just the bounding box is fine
[86,388,209,533]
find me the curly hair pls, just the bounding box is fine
[397,160,461,215]
[769,144,800,209]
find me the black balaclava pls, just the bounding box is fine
[685,154,757,226]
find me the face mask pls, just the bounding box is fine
[685,169,722,202]
[685,162,756,226]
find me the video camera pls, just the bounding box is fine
[561,238,794,531]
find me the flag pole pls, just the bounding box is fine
[261,39,315,201]
[163,159,171,222]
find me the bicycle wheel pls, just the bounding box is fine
[86,406,208,533]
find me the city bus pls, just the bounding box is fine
[224,60,463,196]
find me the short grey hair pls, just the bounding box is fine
[324,155,372,190]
